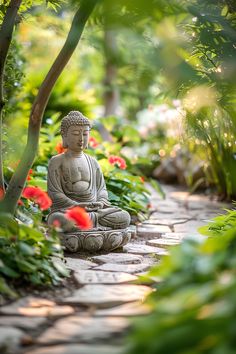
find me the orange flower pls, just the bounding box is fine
[108,155,127,170]
[89,136,99,149]
[140,176,145,183]
[22,186,52,210]
[27,169,33,181]
[55,142,66,154]
[65,206,92,230]
[0,187,4,201]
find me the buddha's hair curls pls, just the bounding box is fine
[61,111,91,136]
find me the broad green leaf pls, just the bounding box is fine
[0,214,18,234]
[18,242,35,256]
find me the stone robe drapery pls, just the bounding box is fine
[47,153,109,212]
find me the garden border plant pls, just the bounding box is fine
[126,206,236,354]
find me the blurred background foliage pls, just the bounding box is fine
[1,0,235,201]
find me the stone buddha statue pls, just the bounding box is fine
[47,111,131,252]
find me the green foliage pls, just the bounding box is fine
[185,106,236,197]
[127,207,236,354]
[0,213,69,298]
[199,205,236,236]
[3,40,25,116]
[180,0,236,197]
[106,170,150,218]
[19,71,95,123]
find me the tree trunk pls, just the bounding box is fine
[0,0,22,193]
[97,28,119,142]
[0,0,98,214]
[103,30,120,117]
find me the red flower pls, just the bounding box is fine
[17,199,24,206]
[55,142,66,154]
[140,176,145,183]
[27,169,33,181]
[108,155,127,170]
[22,186,52,210]
[65,206,92,230]
[52,219,61,228]
[89,136,99,149]
[0,187,4,201]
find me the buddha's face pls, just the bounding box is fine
[65,125,90,152]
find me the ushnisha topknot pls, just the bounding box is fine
[61,111,91,136]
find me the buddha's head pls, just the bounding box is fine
[61,111,91,152]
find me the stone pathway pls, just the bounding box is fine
[0,184,231,354]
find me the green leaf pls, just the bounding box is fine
[108,190,121,201]
[0,213,18,234]
[29,179,47,191]
[149,179,165,199]
[0,264,20,278]
[18,242,35,256]
[52,259,70,277]
[122,125,141,144]
[19,224,45,241]
[0,276,17,297]
[16,259,36,273]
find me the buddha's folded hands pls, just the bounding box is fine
[84,202,104,211]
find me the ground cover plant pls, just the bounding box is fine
[127,207,236,353]
[0,212,69,298]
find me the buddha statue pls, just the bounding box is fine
[47,111,131,252]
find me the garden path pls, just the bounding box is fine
[0,184,230,354]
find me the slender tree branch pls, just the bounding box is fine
[0,0,98,214]
[0,0,22,193]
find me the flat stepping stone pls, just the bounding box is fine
[37,316,129,345]
[73,270,137,284]
[169,191,189,200]
[143,218,189,226]
[150,211,192,220]
[161,232,186,240]
[154,206,178,214]
[124,243,169,255]
[65,257,97,271]
[0,297,74,317]
[174,221,205,234]
[61,284,152,308]
[137,225,171,237]
[0,316,46,330]
[25,344,124,354]
[95,301,150,317]
[156,200,179,208]
[197,212,220,221]
[94,263,151,274]
[147,239,180,247]
[91,253,143,264]
[0,327,25,352]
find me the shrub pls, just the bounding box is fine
[127,207,236,354]
[0,213,69,298]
